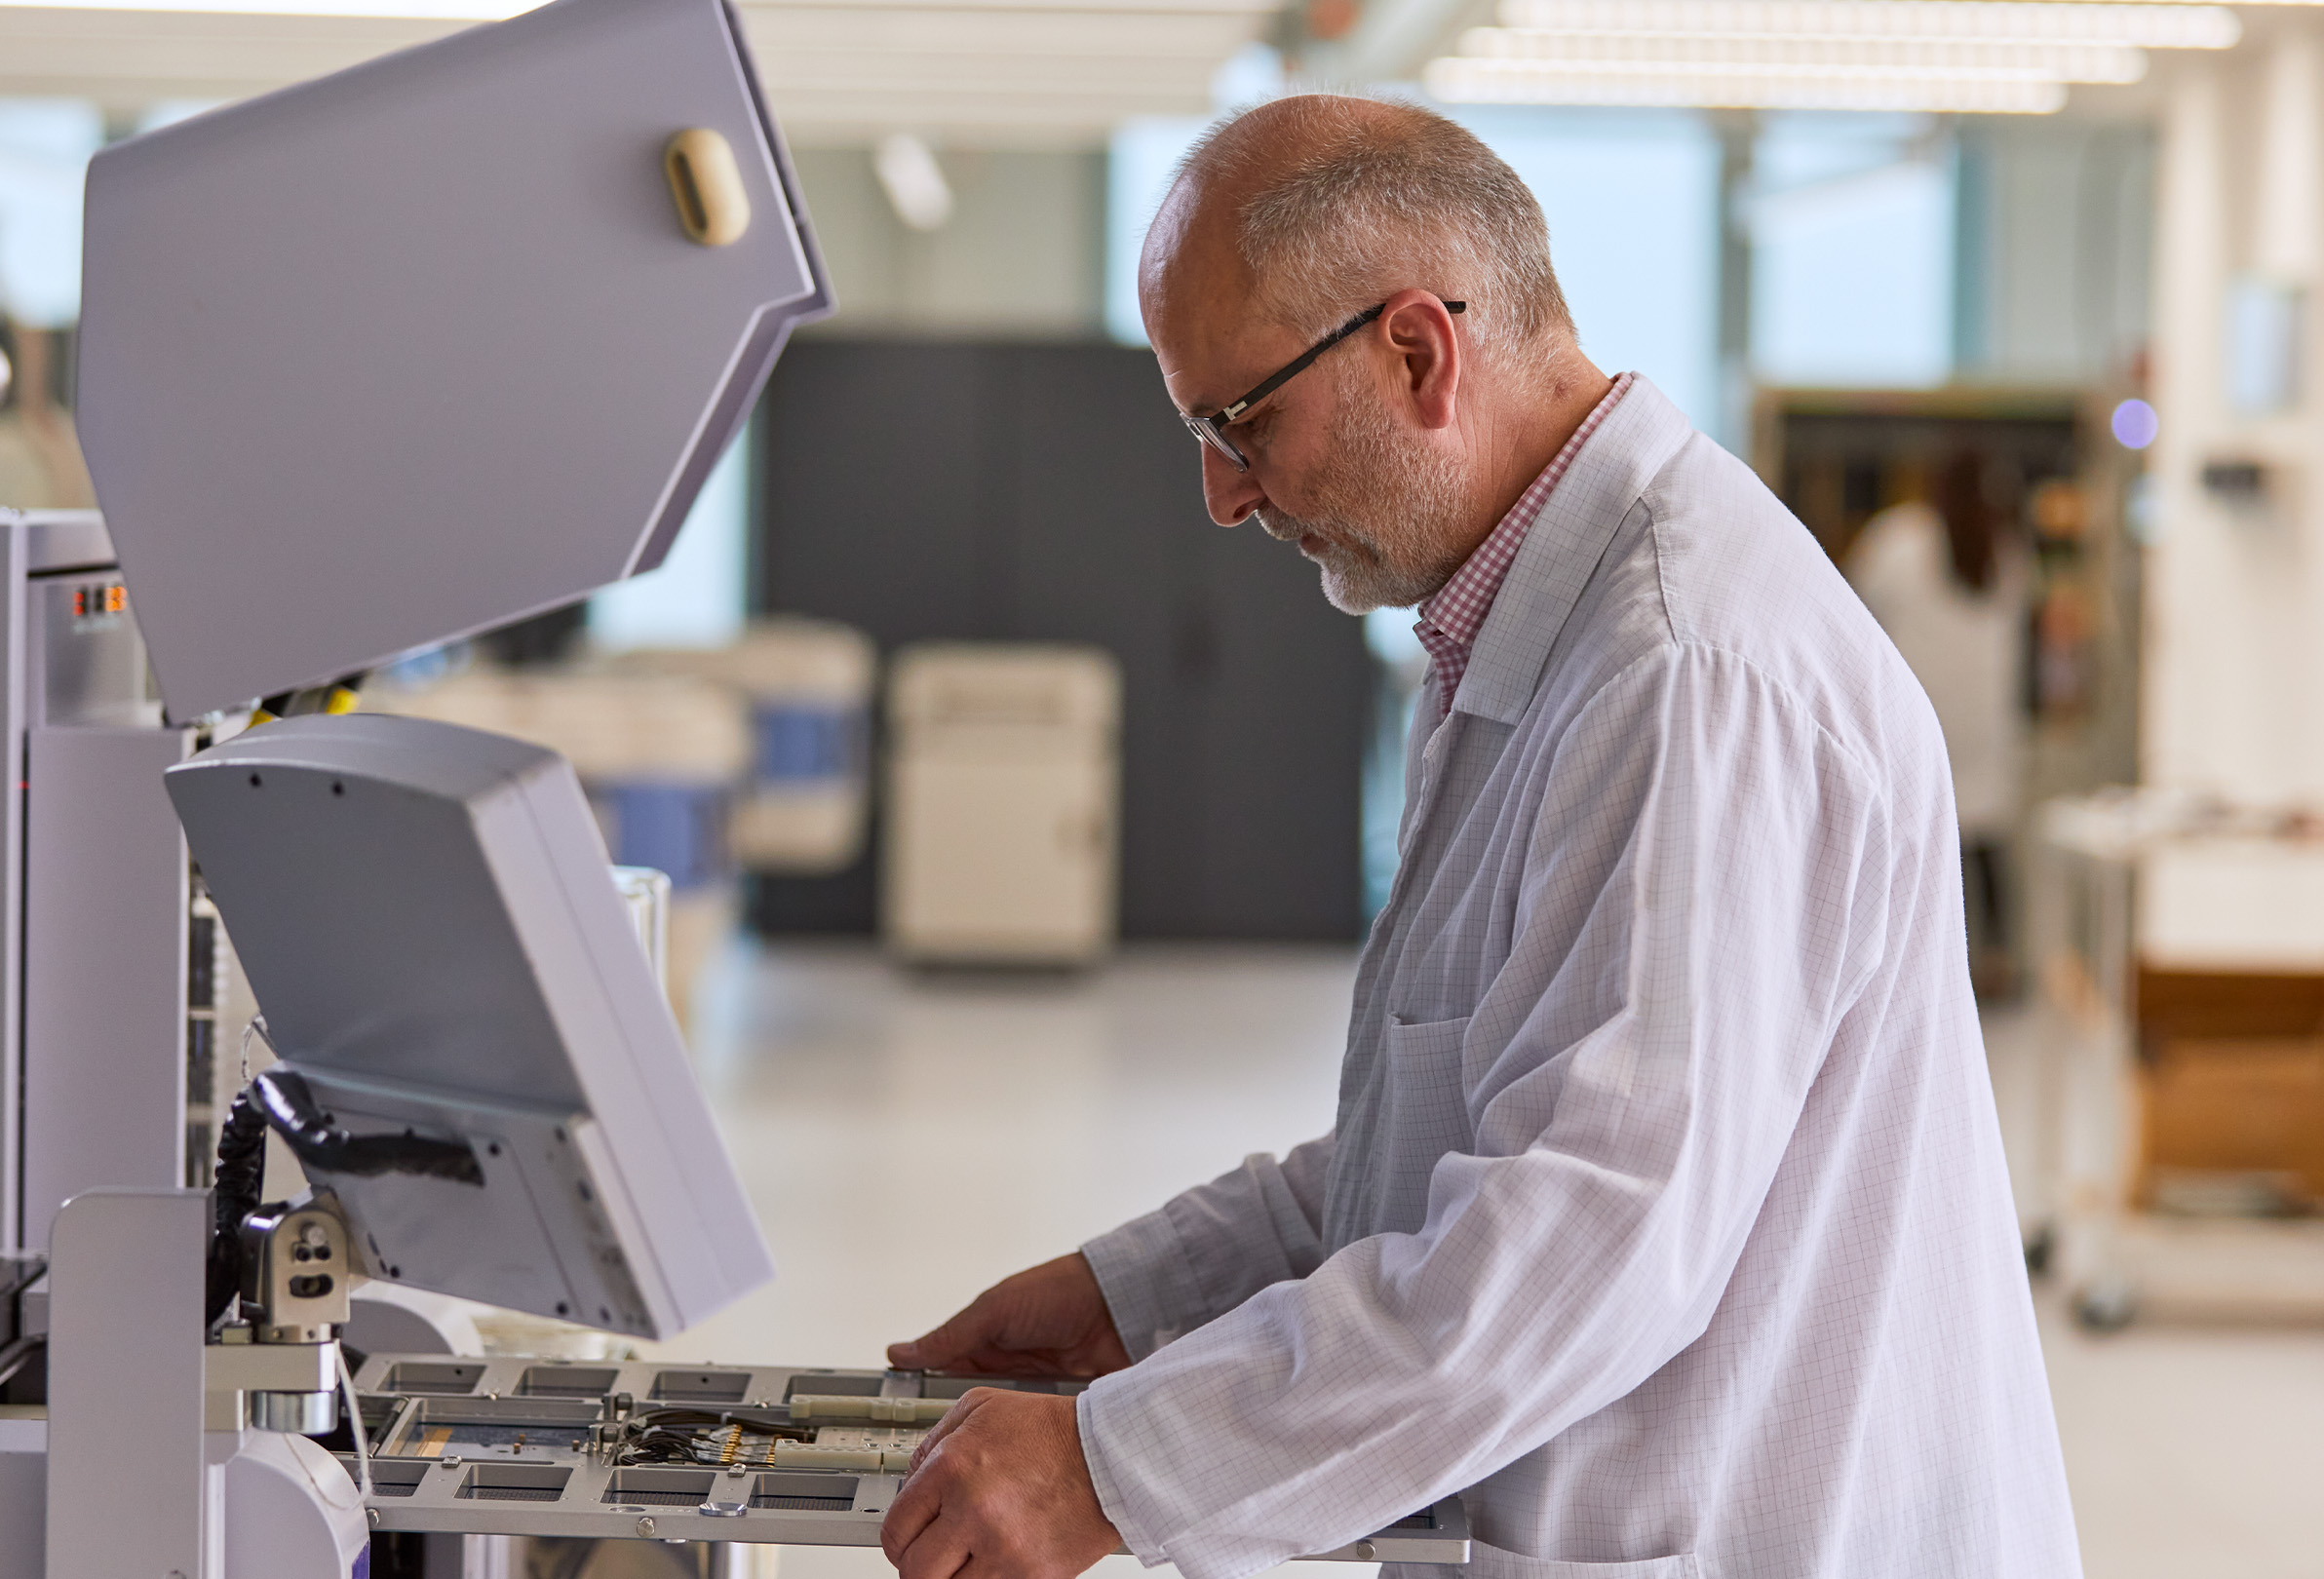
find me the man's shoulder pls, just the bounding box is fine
[1572,432,1942,785]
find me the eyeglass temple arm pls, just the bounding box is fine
[1216,299,1466,423]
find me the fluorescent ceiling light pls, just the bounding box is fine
[1424,57,2068,110]
[1491,0,2240,49]
[0,0,1275,12]
[1456,31,2146,82]
[0,0,534,16]
[873,132,953,230]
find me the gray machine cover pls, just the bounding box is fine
[167,712,775,1337]
[77,0,831,721]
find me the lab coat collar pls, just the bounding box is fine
[1450,374,1694,726]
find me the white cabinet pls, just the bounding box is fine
[881,644,1119,965]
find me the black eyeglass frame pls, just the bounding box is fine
[1181,298,1467,472]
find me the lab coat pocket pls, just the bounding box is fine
[1382,1014,1477,1166]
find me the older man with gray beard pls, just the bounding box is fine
[876,95,2080,1579]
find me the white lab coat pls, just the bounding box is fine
[1076,378,2078,1579]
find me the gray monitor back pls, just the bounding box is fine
[77,0,831,721]
[166,712,774,1337]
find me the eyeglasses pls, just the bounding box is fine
[1180,298,1466,473]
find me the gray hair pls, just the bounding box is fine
[1170,96,1571,359]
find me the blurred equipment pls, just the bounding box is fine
[882,643,1121,966]
[1845,448,2026,995]
[614,619,878,876]
[0,324,96,510]
[1759,386,2146,991]
[2032,790,2324,1330]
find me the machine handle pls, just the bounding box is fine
[664,128,752,246]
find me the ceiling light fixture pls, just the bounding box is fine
[873,132,954,231]
[1454,33,2148,83]
[1490,0,2240,49]
[0,0,535,16]
[1422,58,2071,110]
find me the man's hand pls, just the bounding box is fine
[880,1389,1120,1579]
[887,1253,1132,1378]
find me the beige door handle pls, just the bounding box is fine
[664,128,751,246]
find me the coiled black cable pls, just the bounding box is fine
[206,1065,484,1328]
[208,1085,270,1326]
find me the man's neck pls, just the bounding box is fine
[1455,347,1615,561]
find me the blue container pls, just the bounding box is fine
[592,781,731,892]
[751,701,862,787]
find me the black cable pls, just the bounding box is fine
[252,1068,484,1186]
[206,1067,484,1327]
[208,1086,270,1326]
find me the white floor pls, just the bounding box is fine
[657,941,2324,1579]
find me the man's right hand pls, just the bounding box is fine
[886,1252,1134,1378]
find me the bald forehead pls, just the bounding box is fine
[1141,183,1248,330]
[1140,95,1433,326]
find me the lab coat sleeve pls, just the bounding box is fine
[1081,1136,1335,1361]
[1075,643,1889,1579]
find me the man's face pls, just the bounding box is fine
[1250,358,1472,613]
[1152,297,1473,615]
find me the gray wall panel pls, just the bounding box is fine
[750,339,1368,941]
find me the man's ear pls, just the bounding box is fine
[1378,289,1462,432]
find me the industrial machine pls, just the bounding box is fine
[0,0,1478,1573]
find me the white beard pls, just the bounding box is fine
[1253,378,1474,614]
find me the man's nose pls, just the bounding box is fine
[1200,444,1264,527]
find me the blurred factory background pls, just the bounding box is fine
[9,2,2324,1573]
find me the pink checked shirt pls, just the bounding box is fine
[1415,371,1634,717]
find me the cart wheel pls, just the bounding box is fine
[2023,1224,2056,1279]
[2073,1277,2138,1332]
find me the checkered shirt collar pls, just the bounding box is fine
[1414,371,1635,711]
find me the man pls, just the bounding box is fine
[877,95,2079,1579]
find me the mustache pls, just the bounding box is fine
[1256,507,1352,551]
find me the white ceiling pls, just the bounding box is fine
[0,0,1279,143]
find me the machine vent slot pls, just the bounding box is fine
[755,1472,860,1510]
[755,1493,855,1511]
[781,1373,880,1399]
[385,1361,486,1396]
[355,1458,428,1497]
[603,1468,716,1506]
[651,1368,750,1402]
[459,1465,570,1502]
[923,1375,1069,1400]
[519,1365,620,1398]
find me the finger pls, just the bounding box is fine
[889,1298,996,1369]
[910,1390,989,1471]
[880,1458,945,1564]
[896,1513,975,1579]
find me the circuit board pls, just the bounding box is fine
[345,1355,1472,1559]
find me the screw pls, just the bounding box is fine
[367,1509,381,1529]
[1353,1541,1377,1561]
[637,1517,657,1537]
[299,1221,329,1249]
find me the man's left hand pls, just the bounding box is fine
[879,1389,1121,1579]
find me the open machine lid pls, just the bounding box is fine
[76,0,831,722]
[167,712,775,1337]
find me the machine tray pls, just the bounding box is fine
[346,1355,1471,1560]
